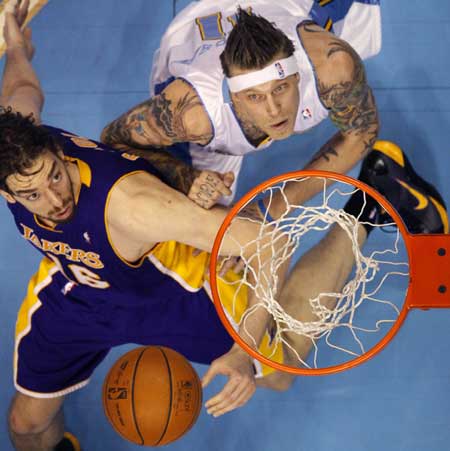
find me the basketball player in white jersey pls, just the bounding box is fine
[101,0,381,210]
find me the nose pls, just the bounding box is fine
[47,189,64,208]
[265,95,281,118]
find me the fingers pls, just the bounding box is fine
[4,10,19,42]
[209,383,255,417]
[10,0,30,28]
[192,248,202,257]
[17,0,30,28]
[233,258,245,274]
[209,171,233,196]
[202,354,256,418]
[223,171,235,188]
[188,170,235,209]
[205,375,255,417]
[4,0,30,49]
[218,256,243,276]
[218,257,234,277]
[201,363,218,389]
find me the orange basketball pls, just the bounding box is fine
[102,346,203,446]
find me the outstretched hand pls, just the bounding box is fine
[4,0,34,60]
[188,170,235,209]
[202,344,256,417]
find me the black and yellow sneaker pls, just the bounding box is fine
[355,140,448,234]
[54,432,81,451]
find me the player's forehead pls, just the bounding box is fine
[229,53,298,94]
[7,151,60,194]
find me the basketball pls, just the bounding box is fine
[102,346,203,446]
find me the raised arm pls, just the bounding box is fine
[307,23,379,167]
[265,23,379,218]
[101,79,213,149]
[117,147,234,208]
[100,79,234,207]
[1,0,43,121]
[107,170,260,258]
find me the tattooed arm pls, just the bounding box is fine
[124,147,199,195]
[262,23,379,219]
[115,147,233,208]
[100,79,233,206]
[304,23,378,167]
[101,78,213,148]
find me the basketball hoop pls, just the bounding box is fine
[209,170,450,375]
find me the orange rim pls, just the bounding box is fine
[209,170,413,375]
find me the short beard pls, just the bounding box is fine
[49,200,76,224]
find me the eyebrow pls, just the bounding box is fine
[244,81,289,94]
[13,160,57,195]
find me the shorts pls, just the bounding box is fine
[14,257,283,397]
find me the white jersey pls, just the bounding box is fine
[150,0,381,202]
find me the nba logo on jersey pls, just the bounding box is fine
[302,108,312,119]
[275,62,285,78]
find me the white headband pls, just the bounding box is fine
[226,56,298,93]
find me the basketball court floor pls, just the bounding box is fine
[1,1,450,450]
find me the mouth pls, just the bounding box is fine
[269,119,289,131]
[54,204,72,220]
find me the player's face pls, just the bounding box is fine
[3,151,77,225]
[230,70,300,141]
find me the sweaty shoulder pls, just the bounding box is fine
[107,170,162,230]
[105,170,169,261]
[162,78,213,145]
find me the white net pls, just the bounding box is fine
[216,175,410,370]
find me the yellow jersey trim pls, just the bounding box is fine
[33,215,63,233]
[64,156,92,192]
[14,258,59,385]
[149,242,209,292]
[257,136,272,148]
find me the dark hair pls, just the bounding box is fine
[220,7,295,77]
[0,107,60,192]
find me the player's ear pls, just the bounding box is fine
[0,189,16,204]
[230,91,240,104]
